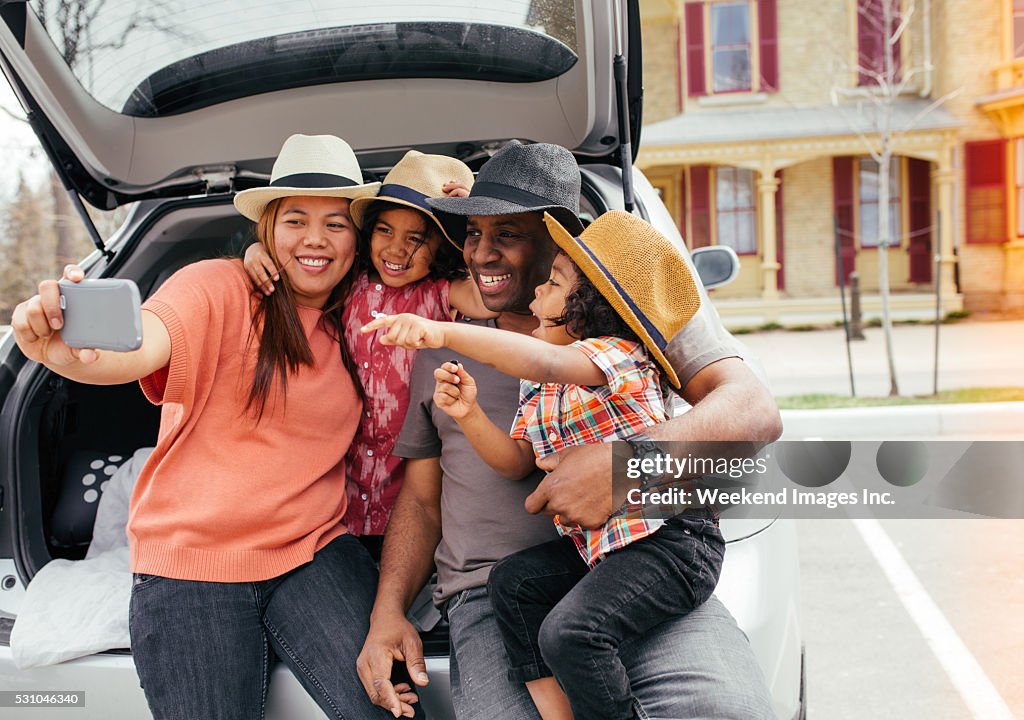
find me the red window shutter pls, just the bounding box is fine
[685,2,706,98]
[858,0,900,86]
[758,0,779,92]
[689,165,712,248]
[858,0,882,86]
[890,2,901,80]
[965,140,1008,244]
[775,169,785,290]
[833,156,856,284]
[907,158,932,283]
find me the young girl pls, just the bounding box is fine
[244,150,488,544]
[12,134,419,719]
[362,210,727,720]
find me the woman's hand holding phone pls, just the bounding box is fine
[11,265,102,367]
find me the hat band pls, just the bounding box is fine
[575,237,668,350]
[471,181,562,210]
[271,172,360,189]
[378,184,431,212]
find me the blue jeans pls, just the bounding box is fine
[487,511,725,719]
[445,586,775,720]
[129,533,407,720]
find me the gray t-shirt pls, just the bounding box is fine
[394,318,558,605]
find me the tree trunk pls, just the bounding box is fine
[878,0,900,397]
[49,170,78,272]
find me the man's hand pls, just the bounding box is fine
[526,444,615,530]
[362,313,446,350]
[433,361,478,419]
[356,613,428,718]
[243,242,280,296]
[12,265,102,368]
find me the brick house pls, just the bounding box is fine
[637,0,1024,325]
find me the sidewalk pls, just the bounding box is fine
[738,319,1024,397]
[780,402,1024,440]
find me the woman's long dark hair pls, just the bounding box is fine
[357,201,468,281]
[245,198,364,421]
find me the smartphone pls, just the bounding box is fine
[58,278,143,352]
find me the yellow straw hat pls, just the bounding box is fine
[349,150,474,244]
[543,210,702,388]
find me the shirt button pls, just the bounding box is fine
[548,432,559,443]
[363,362,369,368]
[366,411,371,417]
[371,310,379,318]
[360,493,368,501]
[375,284,382,291]
[367,450,374,457]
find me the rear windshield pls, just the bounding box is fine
[30,1,578,118]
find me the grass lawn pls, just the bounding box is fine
[776,387,1024,410]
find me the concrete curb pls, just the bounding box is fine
[780,402,1024,439]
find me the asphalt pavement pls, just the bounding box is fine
[772,319,1024,719]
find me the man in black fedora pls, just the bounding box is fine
[357,141,781,720]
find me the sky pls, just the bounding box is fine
[0,77,48,202]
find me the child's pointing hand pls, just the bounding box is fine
[361,313,446,350]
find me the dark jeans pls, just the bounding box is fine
[129,533,411,720]
[487,509,725,720]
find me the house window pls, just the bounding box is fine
[711,2,752,92]
[684,0,778,97]
[716,167,757,254]
[858,158,901,248]
[1015,0,1024,58]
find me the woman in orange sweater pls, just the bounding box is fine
[10,135,419,720]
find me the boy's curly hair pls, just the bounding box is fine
[551,252,642,345]
[358,201,468,281]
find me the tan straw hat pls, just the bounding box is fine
[233,134,381,222]
[349,150,474,243]
[543,210,702,388]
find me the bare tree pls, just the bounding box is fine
[2,0,182,267]
[0,175,57,322]
[830,0,960,397]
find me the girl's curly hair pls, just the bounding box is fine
[358,201,468,281]
[551,252,642,344]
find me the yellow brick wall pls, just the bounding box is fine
[932,0,1007,310]
[656,0,931,113]
[641,14,681,124]
[960,244,1010,312]
[777,158,836,296]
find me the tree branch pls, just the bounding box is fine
[895,86,965,135]
[0,103,28,124]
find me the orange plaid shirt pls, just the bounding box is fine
[510,337,668,566]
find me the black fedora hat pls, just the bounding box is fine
[429,140,585,247]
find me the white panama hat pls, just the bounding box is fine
[233,134,381,222]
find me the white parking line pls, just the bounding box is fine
[852,518,1016,720]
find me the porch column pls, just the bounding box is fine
[933,143,957,297]
[757,172,781,303]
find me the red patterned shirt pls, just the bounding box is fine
[342,273,452,535]
[510,337,668,566]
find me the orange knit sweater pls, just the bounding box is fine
[128,259,360,582]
